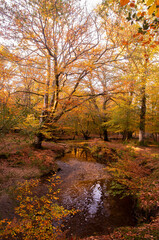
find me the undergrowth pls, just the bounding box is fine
[0,176,77,240]
[87,141,159,239]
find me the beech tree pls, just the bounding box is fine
[0,0,105,147]
[61,101,100,140]
[97,1,159,143]
[94,4,141,141]
[0,46,17,133]
[86,68,114,141]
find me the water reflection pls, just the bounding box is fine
[67,147,94,162]
[56,148,135,238]
[88,182,102,216]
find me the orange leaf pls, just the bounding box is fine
[130,3,135,7]
[122,40,129,45]
[150,44,156,48]
[137,11,142,17]
[120,0,130,6]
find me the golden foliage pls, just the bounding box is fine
[0,176,77,239]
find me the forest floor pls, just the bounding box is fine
[0,134,159,239]
[0,133,66,220]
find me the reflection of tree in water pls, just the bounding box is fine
[61,179,113,238]
[87,182,102,216]
[81,148,88,159]
[86,181,110,220]
[72,147,89,160]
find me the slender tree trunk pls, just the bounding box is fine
[139,58,147,145]
[34,56,51,148]
[139,88,146,144]
[102,98,109,141]
[139,48,148,145]
[50,35,59,115]
[103,128,109,141]
[81,129,90,140]
[122,131,127,141]
[128,131,133,139]
[40,55,51,123]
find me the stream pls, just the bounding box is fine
[55,147,136,238]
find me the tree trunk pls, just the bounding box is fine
[139,49,148,145]
[139,87,146,144]
[83,130,90,140]
[33,132,43,149]
[34,56,51,148]
[122,130,133,141]
[103,128,109,141]
[122,131,127,141]
[102,97,109,142]
[128,131,133,139]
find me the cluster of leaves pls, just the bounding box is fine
[105,102,138,137]
[0,96,26,135]
[0,176,76,240]
[21,114,39,132]
[0,104,16,134]
[120,0,159,33]
[99,0,158,35]
[59,102,101,140]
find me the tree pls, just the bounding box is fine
[86,68,114,141]
[60,101,101,140]
[143,46,159,142]
[94,4,141,141]
[0,0,105,147]
[96,3,159,143]
[0,46,18,133]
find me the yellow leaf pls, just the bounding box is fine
[146,0,155,6]
[148,3,156,14]
[120,0,130,7]
[137,11,142,17]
